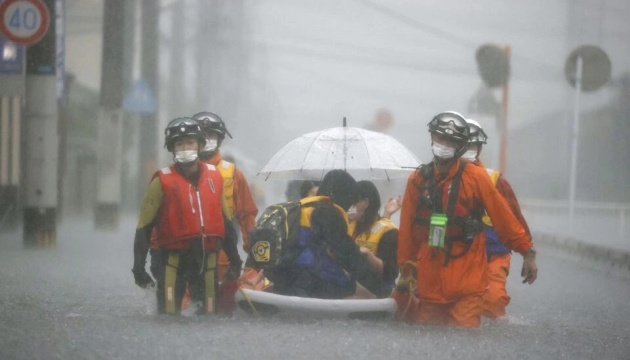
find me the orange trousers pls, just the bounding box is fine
[415,293,484,328]
[482,253,511,318]
[217,249,229,281]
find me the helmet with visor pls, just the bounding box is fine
[465,118,488,144]
[192,111,233,140]
[164,117,206,152]
[427,111,470,143]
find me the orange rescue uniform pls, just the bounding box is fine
[206,151,258,280]
[398,160,532,327]
[473,160,532,319]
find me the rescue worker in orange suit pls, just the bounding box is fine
[268,170,379,299]
[461,118,532,319]
[347,180,399,298]
[132,117,243,315]
[192,112,258,282]
[398,111,538,328]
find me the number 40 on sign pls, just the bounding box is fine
[0,0,50,45]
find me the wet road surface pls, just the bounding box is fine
[1,217,629,359]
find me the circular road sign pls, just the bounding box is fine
[0,0,50,45]
[475,44,510,88]
[564,45,611,92]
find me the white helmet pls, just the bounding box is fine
[465,118,488,144]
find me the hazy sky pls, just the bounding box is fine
[248,0,627,158]
[65,0,630,168]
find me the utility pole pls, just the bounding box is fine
[23,0,58,247]
[94,0,125,230]
[195,0,211,110]
[169,1,184,118]
[138,0,159,193]
[473,44,511,173]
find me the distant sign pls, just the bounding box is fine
[0,0,50,45]
[123,79,157,114]
[475,44,510,88]
[564,45,611,92]
[0,35,24,74]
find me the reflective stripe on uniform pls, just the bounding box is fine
[164,253,180,314]
[205,252,217,314]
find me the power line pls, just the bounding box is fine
[252,40,473,76]
[352,0,560,73]
[253,40,561,83]
[275,60,442,106]
[353,0,477,49]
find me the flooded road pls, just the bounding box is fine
[1,217,629,359]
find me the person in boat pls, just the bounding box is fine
[284,179,320,202]
[299,180,320,199]
[347,180,400,298]
[269,170,379,299]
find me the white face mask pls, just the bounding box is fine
[347,205,357,219]
[174,150,198,164]
[202,139,218,153]
[432,142,456,159]
[461,149,478,162]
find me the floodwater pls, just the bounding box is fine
[1,216,629,359]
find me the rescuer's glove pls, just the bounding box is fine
[132,268,155,289]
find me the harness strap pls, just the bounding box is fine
[443,161,467,266]
[413,162,482,266]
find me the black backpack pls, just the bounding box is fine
[248,199,327,269]
[248,201,303,269]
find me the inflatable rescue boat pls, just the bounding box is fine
[235,288,397,320]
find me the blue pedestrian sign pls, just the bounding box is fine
[123,79,157,114]
[0,35,23,74]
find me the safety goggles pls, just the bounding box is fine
[199,117,233,139]
[429,112,468,137]
[165,122,201,137]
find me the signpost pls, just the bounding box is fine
[474,44,511,174]
[564,45,611,235]
[0,0,50,45]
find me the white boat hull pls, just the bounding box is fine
[236,288,397,319]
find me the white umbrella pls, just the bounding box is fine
[259,123,421,181]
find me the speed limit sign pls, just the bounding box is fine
[0,0,50,45]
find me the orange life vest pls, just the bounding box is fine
[155,163,225,250]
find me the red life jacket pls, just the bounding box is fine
[156,163,225,250]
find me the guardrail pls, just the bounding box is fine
[534,232,630,277]
[519,199,629,251]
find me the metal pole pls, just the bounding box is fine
[343,117,347,171]
[94,0,126,230]
[0,94,21,230]
[568,56,583,236]
[23,0,58,247]
[138,0,159,194]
